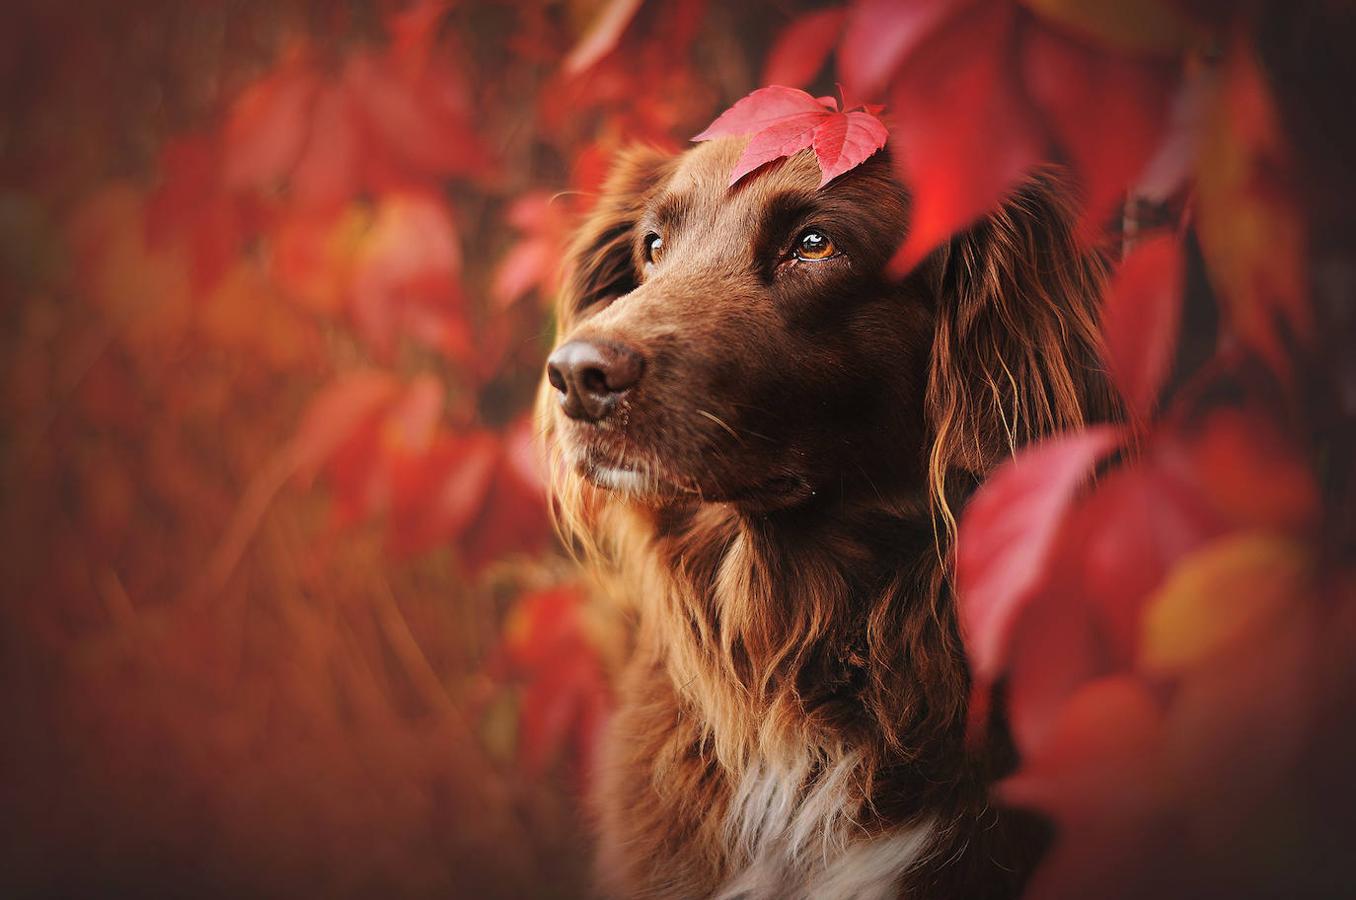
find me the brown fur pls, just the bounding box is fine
[539,138,1116,899]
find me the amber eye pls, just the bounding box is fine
[794,229,836,261]
[644,232,664,265]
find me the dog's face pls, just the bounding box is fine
[544,137,1112,514]
[546,138,930,509]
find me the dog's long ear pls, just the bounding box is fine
[561,145,675,317]
[924,167,1119,534]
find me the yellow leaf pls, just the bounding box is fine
[1140,532,1311,674]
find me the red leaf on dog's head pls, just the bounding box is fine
[812,109,891,187]
[886,2,1044,273]
[694,86,887,188]
[1100,233,1185,422]
[956,426,1123,679]
[762,7,847,89]
[725,111,826,185]
[693,85,832,141]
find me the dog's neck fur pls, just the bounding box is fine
[602,490,980,893]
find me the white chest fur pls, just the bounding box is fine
[714,751,936,900]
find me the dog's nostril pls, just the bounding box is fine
[579,366,610,396]
[546,362,568,395]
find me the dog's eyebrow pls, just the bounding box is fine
[650,192,694,234]
[758,190,817,248]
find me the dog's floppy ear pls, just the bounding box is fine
[562,145,675,316]
[924,167,1119,530]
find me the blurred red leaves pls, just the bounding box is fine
[839,0,1184,271]
[496,585,612,782]
[957,426,1123,681]
[1197,38,1312,380]
[292,373,548,565]
[762,6,847,88]
[694,85,889,187]
[1099,234,1184,421]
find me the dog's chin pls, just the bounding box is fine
[571,444,819,513]
[571,444,688,504]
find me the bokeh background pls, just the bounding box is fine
[0,1,761,896]
[3,1,1355,899]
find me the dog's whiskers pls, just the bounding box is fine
[697,408,743,443]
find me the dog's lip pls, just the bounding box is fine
[573,445,694,497]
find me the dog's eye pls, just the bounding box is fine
[794,229,836,261]
[644,233,664,265]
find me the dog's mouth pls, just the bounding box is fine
[570,442,692,500]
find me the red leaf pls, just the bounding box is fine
[1022,22,1178,236]
[811,109,891,186]
[461,415,551,573]
[839,0,974,99]
[146,135,245,294]
[1099,234,1184,422]
[956,426,1123,678]
[693,86,888,188]
[886,2,1045,273]
[350,191,467,360]
[222,59,319,192]
[388,429,499,557]
[762,7,847,89]
[1006,588,1112,756]
[492,192,571,308]
[501,585,612,780]
[291,371,400,484]
[1000,674,1164,820]
[1181,406,1319,533]
[693,85,831,141]
[1076,458,1222,666]
[726,110,827,184]
[290,86,363,212]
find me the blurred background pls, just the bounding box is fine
[0,1,777,896]
[3,1,1355,898]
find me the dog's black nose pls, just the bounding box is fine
[546,339,644,421]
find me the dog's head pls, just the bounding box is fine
[540,137,1113,525]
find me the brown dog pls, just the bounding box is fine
[539,137,1116,899]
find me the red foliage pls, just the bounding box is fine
[841,0,1183,271]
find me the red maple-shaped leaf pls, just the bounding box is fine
[692,86,888,188]
[956,425,1123,679]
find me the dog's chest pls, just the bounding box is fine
[714,753,935,900]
